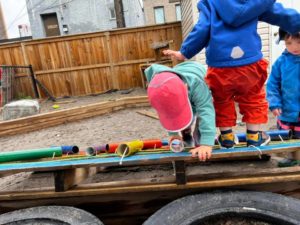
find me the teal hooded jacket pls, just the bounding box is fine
[144,61,216,146]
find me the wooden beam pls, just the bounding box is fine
[54,167,97,192]
[35,59,156,75]
[173,160,186,185]
[0,143,299,176]
[0,96,149,137]
[2,172,300,201]
[136,110,159,120]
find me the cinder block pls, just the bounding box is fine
[2,100,40,120]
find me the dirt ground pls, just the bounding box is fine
[0,87,277,152]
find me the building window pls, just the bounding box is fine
[175,4,181,21]
[109,7,116,19]
[154,6,165,24]
[106,0,116,19]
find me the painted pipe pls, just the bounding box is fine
[142,139,163,149]
[106,143,120,154]
[170,139,184,153]
[86,145,107,156]
[61,146,79,154]
[162,139,169,146]
[116,140,144,157]
[0,147,62,163]
[236,130,293,142]
[96,140,162,155]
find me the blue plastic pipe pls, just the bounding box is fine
[61,146,79,154]
[236,130,292,142]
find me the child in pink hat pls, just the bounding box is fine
[145,61,216,161]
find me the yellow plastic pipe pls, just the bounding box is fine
[116,140,144,157]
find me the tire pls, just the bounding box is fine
[0,206,104,225]
[143,191,300,225]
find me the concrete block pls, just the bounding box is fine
[2,100,40,120]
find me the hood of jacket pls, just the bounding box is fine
[210,0,275,27]
[144,61,206,83]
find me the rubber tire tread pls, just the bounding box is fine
[0,206,104,225]
[143,191,300,225]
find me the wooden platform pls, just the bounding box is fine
[0,141,300,225]
[0,142,299,192]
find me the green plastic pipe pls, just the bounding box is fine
[0,147,62,163]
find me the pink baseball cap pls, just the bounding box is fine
[147,72,193,132]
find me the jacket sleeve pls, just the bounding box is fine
[259,3,300,34]
[191,81,216,146]
[180,1,211,59]
[266,60,282,110]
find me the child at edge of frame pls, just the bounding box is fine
[267,28,300,160]
[163,0,300,149]
[144,61,216,161]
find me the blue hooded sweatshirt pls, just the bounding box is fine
[267,50,300,123]
[180,0,300,67]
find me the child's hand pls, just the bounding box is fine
[272,108,282,117]
[163,50,186,61]
[189,145,212,161]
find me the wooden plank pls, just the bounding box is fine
[20,43,29,66]
[136,110,159,120]
[2,172,300,201]
[0,143,299,175]
[0,96,149,136]
[35,59,156,75]
[54,167,97,192]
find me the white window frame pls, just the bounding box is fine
[154,6,165,24]
[106,0,116,20]
[175,4,181,21]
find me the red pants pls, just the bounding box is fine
[205,59,269,127]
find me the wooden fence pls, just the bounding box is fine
[0,22,182,98]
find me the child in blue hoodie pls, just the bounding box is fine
[164,0,300,148]
[267,29,300,142]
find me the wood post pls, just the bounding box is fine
[54,167,97,192]
[173,160,187,185]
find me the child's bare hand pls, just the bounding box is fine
[189,145,212,161]
[272,108,282,117]
[163,50,186,61]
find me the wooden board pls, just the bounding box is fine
[136,110,159,120]
[0,96,149,137]
[0,142,299,175]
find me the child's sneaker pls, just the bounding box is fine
[247,131,271,147]
[217,131,238,148]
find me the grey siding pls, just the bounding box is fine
[0,5,7,40]
[27,0,144,38]
[123,0,145,27]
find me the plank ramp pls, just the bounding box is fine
[0,142,299,192]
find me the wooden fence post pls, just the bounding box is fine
[105,32,119,90]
